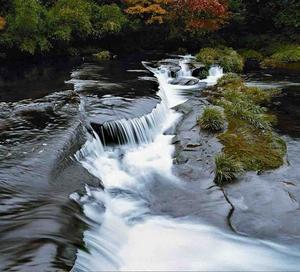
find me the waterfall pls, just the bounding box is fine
[94,90,169,146]
[71,56,300,272]
[177,60,192,77]
[201,65,224,86]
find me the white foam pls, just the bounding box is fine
[72,56,300,272]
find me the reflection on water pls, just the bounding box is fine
[0,55,300,270]
[0,56,161,270]
[73,59,300,271]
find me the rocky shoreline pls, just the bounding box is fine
[173,86,300,245]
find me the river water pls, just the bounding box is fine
[0,55,300,271]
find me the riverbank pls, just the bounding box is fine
[173,71,300,245]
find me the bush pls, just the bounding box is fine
[214,153,243,186]
[93,50,111,60]
[239,49,264,62]
[198,106,225,131]
[91,4,128,38]
[217,73,243,87]
[262,44,300,68]
[196,47,244,73]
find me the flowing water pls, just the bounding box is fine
[1,55,300,271]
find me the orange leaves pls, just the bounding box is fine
[124,0,229,30]
[172,0,229,31]
[124,0,171,24]
[0,16,6,30]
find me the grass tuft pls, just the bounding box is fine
[198,106,225,132]
[214,153,243,186]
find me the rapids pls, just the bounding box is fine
[71,59,300,271]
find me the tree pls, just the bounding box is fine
[171,0,229,31]
[91,4,128,38]
[47,0,93,43]
[0,0,49,54]
[124,0,172,24]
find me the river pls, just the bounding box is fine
[0,54,300,271]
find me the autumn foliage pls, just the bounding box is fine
[124,0,172,24]
[172,0,229,31]
[124,0,229,30]
[0,16,6,30]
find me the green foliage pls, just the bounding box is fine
[209,74,286,173]
[0,0,49,54]
[91,4,128,38]
[262,44,300,68]
[239,49,264,62]
[93,50,111,60]
[47,0,92,43]
[216,73,243,87]
[219,126,286,172]
[198,106,225,132]
[196,47,244,73]
[214,153,243,186]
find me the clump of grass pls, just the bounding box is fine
[198,106,225,132]
[205,73,286,182]
[93,50,111,61]
[214,153,243,186]
[219,126,286,171]
[196,47,244,73]
[217,73,243,87]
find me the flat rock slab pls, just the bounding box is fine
[172,91,232,230]
[174,89,300,245]
[224,137,300,245]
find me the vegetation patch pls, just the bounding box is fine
[206,74,286,185]
[239,49,264,62]
[214,153,243,186]
[261,44,300,69]
[93,50,111,61]
[198,106,225,132]
[196,47,244,73]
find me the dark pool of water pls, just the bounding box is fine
[245,72,300,138]
[0,55,160,271]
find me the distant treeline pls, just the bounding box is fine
[0,0,299,58]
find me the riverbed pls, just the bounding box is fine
[0,55,299,271]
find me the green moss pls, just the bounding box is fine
[207,75,286,183]
[196,47,244,73]
[198,106,225,132]
[93,50,111,61]
[214,153,243,186]
[218,124,286,171]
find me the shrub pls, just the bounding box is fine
[196,48,220,66]
[239,49,264,62]
[93,50,111,60]
[262,44,300,68]
[198,106,225,131]
[196,47,244,73]
[214,153,243,186]
[217,73,243,87]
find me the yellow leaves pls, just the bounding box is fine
[124,0,170,24]
[0,16,6,30]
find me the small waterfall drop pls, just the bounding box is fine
[177,60,192,77]
[72,55,300,272]
[201,65,224,86]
